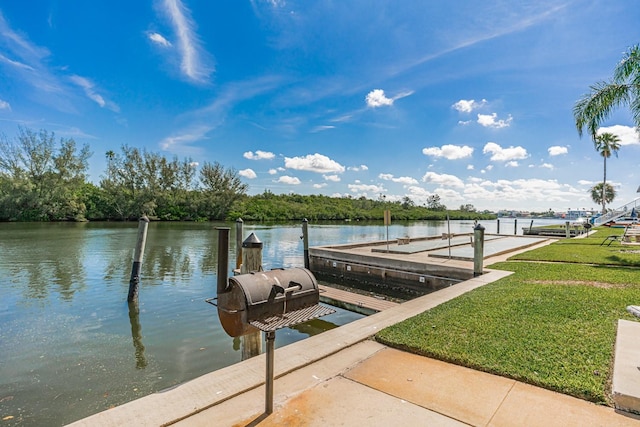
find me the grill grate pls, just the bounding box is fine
[249,304,335,332]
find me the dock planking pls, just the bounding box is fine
[319,284,398,316]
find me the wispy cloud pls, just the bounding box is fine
[69,75,119,112]
[0,99,11,111]
[159,124,212,154]
[158,0,214,84]
[148,32,172,47]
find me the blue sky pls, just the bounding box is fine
[1,1,639,213]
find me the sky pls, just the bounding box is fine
[1,1,639,213]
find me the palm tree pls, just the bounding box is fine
[590,182,616,209]
[574,44,640,139]
[593,132,620,213]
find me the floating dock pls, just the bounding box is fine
[309,233,551,297]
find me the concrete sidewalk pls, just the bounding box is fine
[179,341,640,427]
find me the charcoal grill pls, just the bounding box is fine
[208,227,334,414]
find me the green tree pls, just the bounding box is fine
[574,45,640,139]
[426,194,446,211]
[593,132,620,213]
[0,128,91,220]
[198,162,247,220]
[590,182,616,209]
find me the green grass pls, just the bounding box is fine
[376,228,640,405]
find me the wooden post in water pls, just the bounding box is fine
[235,218,243,271]
[514,218,518,235]
[241,233,263,360]
[529,220,534,234]
[302,218,309,269]
[127,215,149,302]
[497,219,500,234]
[473,223,485,277]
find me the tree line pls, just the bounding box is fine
[0,127,494,222]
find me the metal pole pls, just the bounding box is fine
[565,221,570,239]
[514,218,518,235]
[302,218,309,269]
[473,223,485,277]
[447,213,451,259]
[497,219,500,234]
[265,330,275,415]
[128,215,149,302]
[235,218,243,270]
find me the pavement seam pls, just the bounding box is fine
[484,380,517,427]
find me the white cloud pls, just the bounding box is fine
[239,168,257,179]
[268,168,278,175]
[477,113,512,128]
[348,164,368,171]
[348,183,385,193]
[597,125,639,146]
[0,99,10,111]
[313,183,327,188]
[452,99,487,113]
[378,173,418,185]
[323,174,341,182]
[422,171,465,188]
[540,163,554,169]
[244,150,275,160]
[148,32,172,47]
[505,161,519,167]
[548,146,568,156]
[69,75,119,112]
[483,142,528,162]
[276,175,301,185]
[365,89,393,108]
[467,164,474,170]
[284,153,345,173]
[422,144,474,160]
[159,0,214,84]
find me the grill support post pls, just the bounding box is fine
[265,330,275,415]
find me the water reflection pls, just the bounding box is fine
[128,301,147,369]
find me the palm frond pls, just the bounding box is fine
[573,82,631,138]
[614,45,640,82]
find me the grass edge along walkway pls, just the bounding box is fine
[376,227,640,406]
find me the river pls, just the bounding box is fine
[0,218,559,426]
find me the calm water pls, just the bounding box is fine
[0,218,556,426]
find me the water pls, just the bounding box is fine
[0,218,559,425]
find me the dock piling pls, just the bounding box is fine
[241,233,263,360]
[473,223,485,277]
[302,219,309,269]
[235,218,243,270]
[127,215,149,302]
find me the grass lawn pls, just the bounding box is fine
[375,227,640,405]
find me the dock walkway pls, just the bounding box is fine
[318,284,398,315]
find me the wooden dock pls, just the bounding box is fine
[319,284,398,316]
